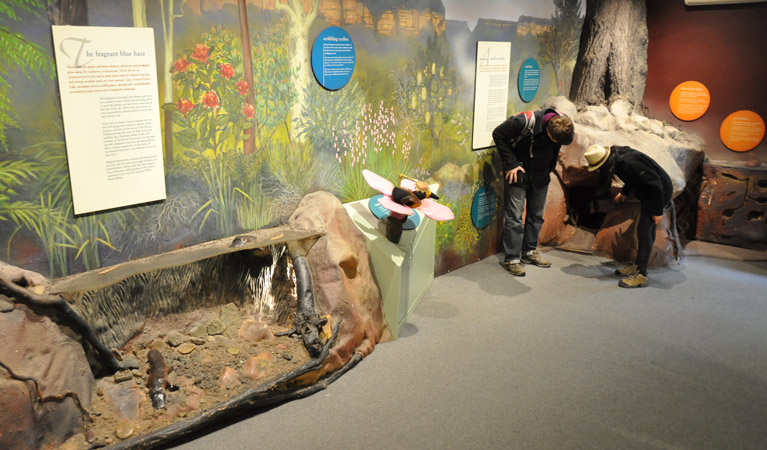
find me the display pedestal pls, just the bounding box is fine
[343,199,435,339]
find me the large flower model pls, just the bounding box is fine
[362,169,455,222]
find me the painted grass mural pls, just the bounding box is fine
[0,0,582,278]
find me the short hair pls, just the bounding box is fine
[547,115,574,145]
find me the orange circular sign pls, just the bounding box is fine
[669,81,710,121]
[720,110,765,152]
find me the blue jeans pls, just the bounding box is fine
[503,176,548,263]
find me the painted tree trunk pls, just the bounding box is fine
[49,0,88,25]
[237,0,256,155]
[277,0,319,143]
[570,0,648,107]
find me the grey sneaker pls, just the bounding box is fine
[504,262,526,277]
[521,251,551,268]
[614,264,638,276]
[619,273,648,288]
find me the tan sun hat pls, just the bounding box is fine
[585,145,611,171]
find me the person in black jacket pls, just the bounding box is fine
[492,109,574,276]
[585,144,673,288]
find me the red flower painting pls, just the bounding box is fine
[219,63,235,79]
[236,80,249,96]
[173,57,192,72]
[190,44,210,62]
[176,98,194,115]
[202,91,219,109]
[242,103,255,119]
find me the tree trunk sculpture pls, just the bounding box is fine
[570,0,648,107]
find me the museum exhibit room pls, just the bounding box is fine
[1,0,765,448]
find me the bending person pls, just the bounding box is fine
[585,144,673,288]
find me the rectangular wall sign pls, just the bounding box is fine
[471,41,511,150]
[52,25,166,215]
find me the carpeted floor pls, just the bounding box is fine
[168,249,767,450]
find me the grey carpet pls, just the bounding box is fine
[169,250,767,449]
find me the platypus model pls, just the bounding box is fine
[146,349,177,409]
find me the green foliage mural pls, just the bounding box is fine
[0,0,579,278]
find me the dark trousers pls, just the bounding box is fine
[636,209,657,275]
[502,177,548,263]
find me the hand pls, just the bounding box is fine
[653,215,663,225]
[505,166,525,184]
[613,193,624,204]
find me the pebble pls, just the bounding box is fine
[189,324,207,338]
[115,421,134,440]
[113,371,133,383]
[177,343,196,355]
[207,319,225,336]
[121,358,139,370]
[226,347,240,356]
[149,339,165,350]
[167,331,185,347]
[190,337,207,345]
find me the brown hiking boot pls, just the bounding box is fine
[504,262,526,277]
[619,273,648,288]
[521,250,551,268]
[614,264,638,276]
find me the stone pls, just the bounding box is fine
[189,324,207,338]
[113,371,133,383]
[696,162,767,250]
[542,95,578,117]
[0,305,94,449]
[149,339,165,350]
[663,125,680,139]
[237,319,273,342]
[226,347,240,356]
[0,296,13,312]
[121,358,139,370]
[219,302,240,323]
[218,367,240,389]
[206,319,225,336]
[539,174,577,247]
[241,352,275,381]
[167,331,184,347]
[97,379,146,422]
[610,99,634,117]
[115,421,134,440]
[177,343,196,355]
[288,191,389,382]
[574,105,617,131]
[190,337,207,345]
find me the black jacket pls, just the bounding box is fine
[611,145,673,216]
[492,108,562,189]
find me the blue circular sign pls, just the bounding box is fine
[311,27,355,91]
[368,195,420,230]
[518,57,540,103]
[471,185,497,230]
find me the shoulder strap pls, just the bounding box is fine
[511,111,535,146]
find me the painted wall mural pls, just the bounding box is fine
[0,0,583,278]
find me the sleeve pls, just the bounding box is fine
[492,116,523,172]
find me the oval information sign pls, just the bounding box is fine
[368,195,420,230]
[719,110,765,152]
[518,58,540,103]
[311,26,355,91]
[471,184,497,230]
[669,80,710,121]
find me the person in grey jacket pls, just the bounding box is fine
[585,144,673,288]
[492,109,574,276]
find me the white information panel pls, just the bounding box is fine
[52,25,166,215]
[471,41,511,150]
